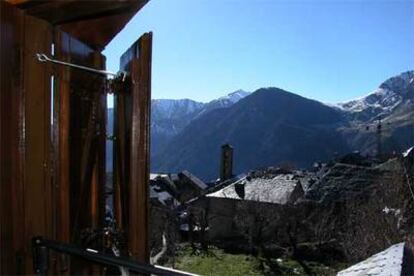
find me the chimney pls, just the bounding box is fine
[220,144,233,181]
[234,182,245,199]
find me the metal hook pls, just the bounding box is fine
[36,53,48,62]
[117,71,128,82]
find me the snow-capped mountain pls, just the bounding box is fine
[151,98,204,137]
[335,70,414,156]
[152,98,204,121]
[151,89,250,135]
[153,87,349,180]
[150,89,250,156]
[338,70,414,122]
[152,71,413,179]
[106,71,413,176]
[210,89,251,106]
[195,89,251,118]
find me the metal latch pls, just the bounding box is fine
[36,53,128,81]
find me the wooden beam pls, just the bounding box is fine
[6,0,149,50]
[72,88,100,238]
[5,0,32,5]
[114,91,127,230]
[54,29,72,274]
[23,9,54,273]
[90,52,106,231]
[16,1,144,25]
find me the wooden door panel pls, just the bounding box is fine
[0,2,26,272]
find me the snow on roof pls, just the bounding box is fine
[337,243,405,276]
[150,185,175,206]
[403,146,413,158]
[150,173,168,181]
[179,224,208,232]
[150,186,159,198]
[206,174,301,204]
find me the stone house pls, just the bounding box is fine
[189,174,305,242]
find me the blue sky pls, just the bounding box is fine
[103,0,414,104]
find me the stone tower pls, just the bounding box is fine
[220,144,234,181]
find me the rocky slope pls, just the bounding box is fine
[338,70,414,155]
[302,155,414,262]
[339,70,414,123]
[151,98,204,156]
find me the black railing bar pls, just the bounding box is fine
[33,237,197,276]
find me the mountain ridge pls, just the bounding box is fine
[151,71,413,180]
[150,89,250,156]
[338,70,414,123]
[152,87,351,180]
[108,71,413,180]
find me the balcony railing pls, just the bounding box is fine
[32,236,197,276]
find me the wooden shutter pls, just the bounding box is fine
[114,32,152,262]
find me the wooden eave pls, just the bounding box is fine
[6,0,149,51]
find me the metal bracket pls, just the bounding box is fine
[36,53,128,81]
[106,135,117,141]
[107,74,129,94]
[32,237,49,275]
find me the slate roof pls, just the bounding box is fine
[337,243,405,276]
[180,170,208,190]
[206,174,302,205]
[150,185,177,206]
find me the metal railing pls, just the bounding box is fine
[32,236,198,276]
